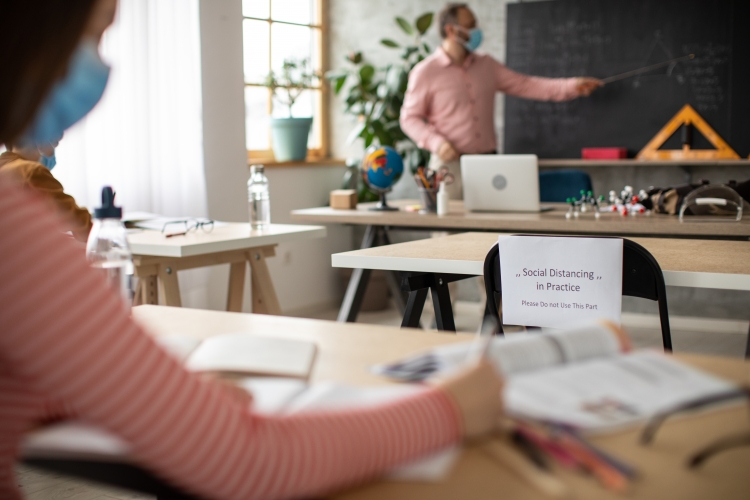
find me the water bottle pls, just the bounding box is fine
[248,164,271,228]
[86,186,134,308]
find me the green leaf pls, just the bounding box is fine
[380,39,400,48]
[385,66,407,93]
[359,64,375,84]
[372,101,387,121]
[334,76,347,94]
[422,42,431,54]
[346,121,366,145]
[415,13,433,35]
[395,17,414,35]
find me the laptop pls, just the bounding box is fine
[461,154,548,212]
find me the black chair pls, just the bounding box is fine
[483,237,672,350]
[23,458,197,499]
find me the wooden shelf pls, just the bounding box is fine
[538,159,750,168]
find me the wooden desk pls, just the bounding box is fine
[128,223,326,313]
[291,199,750,240]
[293,201,750,323]
[332,233,750,292]
[27,306,750,500]
[332,233,750,356]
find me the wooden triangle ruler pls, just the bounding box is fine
[637,104,740,160]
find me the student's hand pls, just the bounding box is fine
[575,77,603,96]
[437,141,460,163]
[433,359,504,440]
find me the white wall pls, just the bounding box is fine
[198,1,352,314]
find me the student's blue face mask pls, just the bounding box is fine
[39,152,56,170]
[463,28,483,52]
[22,39,110,145]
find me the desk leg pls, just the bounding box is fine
[431,276,456,332]
[158,265,182,307]
[401,289,428,328]
[745,322,750,360]
[379,229,407,316]
[226,261,246,312]
[248,246,281,315]
[337,225,377,322]
[140,276,159,305]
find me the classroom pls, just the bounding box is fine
[1,0,749,499]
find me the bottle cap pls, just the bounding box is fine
[250,164,265,175]
[93,186,122,219]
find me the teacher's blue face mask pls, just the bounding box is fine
[22,38,110,145]
[463,28,483,52]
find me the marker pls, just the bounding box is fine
[601,54,695,84]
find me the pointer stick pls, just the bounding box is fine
[601,54,695,84]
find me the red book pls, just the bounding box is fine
[581,148,627,159]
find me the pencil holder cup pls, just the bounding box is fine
[417,186,439,214]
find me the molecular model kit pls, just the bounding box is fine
[565,186,650,219]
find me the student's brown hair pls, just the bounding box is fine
[0,0,98,145]
[438,3,469,39]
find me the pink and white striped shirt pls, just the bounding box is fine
[0,178,462,499]
[400,47,580,154]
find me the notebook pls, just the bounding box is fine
[374,323,738,432]
[156,332,318,381]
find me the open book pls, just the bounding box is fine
[155,332,318,380]
[374,322,738,432]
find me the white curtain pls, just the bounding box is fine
[55,0,210,308]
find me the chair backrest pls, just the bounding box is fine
[539,169,593,202]
[483,237,672,350]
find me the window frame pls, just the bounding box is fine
[243,0,330,163]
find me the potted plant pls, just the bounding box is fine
[264,58,320,162]
[326,12,434,193]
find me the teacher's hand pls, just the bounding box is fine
[437,141,460,163]
[575,77,604,96]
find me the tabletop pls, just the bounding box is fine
[130,306,750,500]
[331,232,750,291]
[290,200,750,240]
[127,223,326,258]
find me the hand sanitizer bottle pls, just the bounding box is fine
[86,186,134,308]
[248,164,271,229]
[437,180,449,216]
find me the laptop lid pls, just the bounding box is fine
[461,154,540,212]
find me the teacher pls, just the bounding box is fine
[400,2,602,199]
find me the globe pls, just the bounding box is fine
[361,145,403,192]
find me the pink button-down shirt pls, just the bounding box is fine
[400,47,580,155]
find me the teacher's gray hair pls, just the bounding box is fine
[438,3,469,39]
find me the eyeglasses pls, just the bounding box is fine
[640,387,750,468]
[161,219,214,238]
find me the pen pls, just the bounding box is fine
[466,316,497,364]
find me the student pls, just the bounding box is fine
[0,139,92,242]
[400,2,603,199]
[0,2,505,499]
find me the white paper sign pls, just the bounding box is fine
[498,236,623,328]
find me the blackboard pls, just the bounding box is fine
[503,0,749,158]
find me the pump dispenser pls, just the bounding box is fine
[86,186,134,307]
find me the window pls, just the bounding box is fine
[242,0,328,162]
